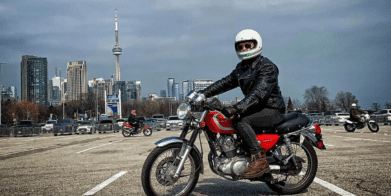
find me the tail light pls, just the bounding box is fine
[314,124,321,134]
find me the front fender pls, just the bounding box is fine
[345,120,353,124]
[155,136,204,174]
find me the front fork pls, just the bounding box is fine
[173,111,208,178]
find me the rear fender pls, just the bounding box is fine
[155,136,204,174]
[369,120,376,123]
[143,126,150,130]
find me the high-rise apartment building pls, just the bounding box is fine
[111,80,142,102]
[167,78,174,97]
[172,83,179,101]
[193,79,217,99]
[20,55,48,105]
[182,80,190,99]
[66,61,88,101]
[160,90,166,98]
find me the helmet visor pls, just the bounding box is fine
[235,40,257,52]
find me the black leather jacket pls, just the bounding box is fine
[200,55,286,114]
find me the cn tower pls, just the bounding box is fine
[112,9,122,81]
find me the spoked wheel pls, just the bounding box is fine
[344,123,356,132]
[141,143,201,196]
[266,139,318,195]
[144,128,153,136]
[122,128,131,137]
[368,122,379,132]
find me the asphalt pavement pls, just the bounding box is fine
[0,125,390,196]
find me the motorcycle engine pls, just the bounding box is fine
[213,135,250,176]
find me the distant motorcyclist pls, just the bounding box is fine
[349,103,367,123]
[128,110,141,130]
[194,29,286,178]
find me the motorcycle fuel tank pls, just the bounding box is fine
[204,111,237,134]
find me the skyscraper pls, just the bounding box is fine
[182,80,190,99]
[20,55,48,105]
[112,9,122,81]
[66,61,88,101]
[160,90,166,98]
[172,83,179,101]
[167,78,174,97]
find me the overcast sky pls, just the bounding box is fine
[1,0,390,110]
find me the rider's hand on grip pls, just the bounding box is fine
[222,106,238,119]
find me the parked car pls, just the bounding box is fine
[77,121,96,134]
[335,113,350,123]
[13,120,42,137]
[98,119,119,134]
[151,114,166,130]
[379,109,391,121]
[165,116,183,131]
[42,120,57,133]
[135,116,147,122]
[116,118,127,127]
[53,118,78,136]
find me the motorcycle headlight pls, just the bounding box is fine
[177,102,191,120]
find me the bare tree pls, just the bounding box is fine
[385,102,391,109]
[334,91,358,112]
[303,86,330,112]
[371,103,381,112]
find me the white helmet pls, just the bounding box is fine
[235,29,262,60]
[352,103,357,107]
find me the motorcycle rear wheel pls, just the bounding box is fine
[122,128,131,137]
[368,123,379,132]
[344,124,356,132]
[266,139,318,195]
[141,143,201,196]
[144,128,153,136]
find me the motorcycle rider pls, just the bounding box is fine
[349,103,367,124]
[194,29,286,178]
[128,110,141,131]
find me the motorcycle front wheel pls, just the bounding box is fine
[141,143,201,196]
[266,139,318,195]
[368,122,379,132]
[344,123,356,132]
[144,128,153,136]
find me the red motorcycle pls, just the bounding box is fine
[141,93,326,195]
[122,122,152,137]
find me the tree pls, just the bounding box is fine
[15,101,39,122]
[286,97,294,111]
[371,103,381,112]
[303,86,330,112]
[334,91,358,112]
[385,102,391,109]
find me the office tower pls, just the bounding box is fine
[112,9,122,81]
[160,90,166,98]
[182,80,190,98]
[48,79,53,104]
[167,78,174,97]
[61,79,67,102]
[172,83,179,101]
[20,55,48,105]
[113,81,126,102]
[8,86,17,99]
[66,61,88,101]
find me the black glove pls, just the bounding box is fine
[222,106,238,118]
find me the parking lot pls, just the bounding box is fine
[0,125,390,196]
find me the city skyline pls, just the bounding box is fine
[0,1,390,110]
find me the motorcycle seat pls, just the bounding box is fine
[273,112,310,134]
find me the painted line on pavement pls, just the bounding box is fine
[76,140,122,154]
[325,144,334,147]
[314,177,356,196]
[82,171,127,196]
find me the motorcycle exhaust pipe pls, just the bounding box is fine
[269,165,280,171]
